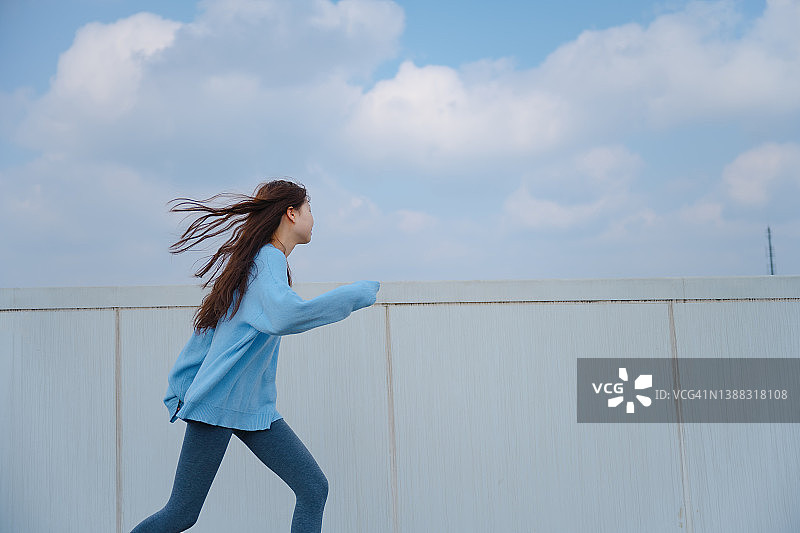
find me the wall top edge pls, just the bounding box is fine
[1,276,799,310]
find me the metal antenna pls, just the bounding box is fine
[767,226,775,275]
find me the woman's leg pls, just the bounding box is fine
[233,418,329,533]
[130,420,233,532]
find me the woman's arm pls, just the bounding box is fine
[246,250,379,336]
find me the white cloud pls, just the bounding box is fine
[344,60,572,166]
[595,208,660,242]
[0,156,175,241]
[343,0,800,168]
[10,0,800,176]
[0,155,187,286]
[538,0,800,124]
[502,181,629,230]
[331,193,384,234]
[723,142,800,207]
[573,145,643,188]
[309,0,404,40]
[302,172,438,237]
[677,201,725,227]
[21,13,181,138]
[495,144,649,236]
[14,13,181,157]
[185,0,403,82]
[1,0,799,285]
[394,209,438,234]
[13,0,402,163]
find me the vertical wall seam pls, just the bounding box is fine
[668,301,693,533]
[384,304,399,533]
[115,308,123,533]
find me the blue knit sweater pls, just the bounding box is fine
[163,243,380,430]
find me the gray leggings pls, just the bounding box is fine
[130,418,328,532]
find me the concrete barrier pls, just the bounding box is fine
[1,276,799,532]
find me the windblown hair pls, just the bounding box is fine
[167,179,309,333]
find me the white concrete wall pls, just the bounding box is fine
[1,276,799,533]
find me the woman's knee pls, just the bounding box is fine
[132,503,201,533]
[298,470,328,505]
[318,473,329,501]
[163,501,202,531]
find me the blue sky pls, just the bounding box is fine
[1,0,797,287]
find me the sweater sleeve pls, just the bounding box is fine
[246,249,379,336]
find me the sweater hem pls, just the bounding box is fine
[164,382,182,423]
[175,399,284,431]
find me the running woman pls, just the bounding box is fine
[130,179,380,532]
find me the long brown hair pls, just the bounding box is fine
[167,179,309,333]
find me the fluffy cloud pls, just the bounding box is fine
[0,154,184,285]
[503,185,615,230]
[677,201,724,227]
[500,144,643,230]
[11,0,800,175]
[394,209,438,234]
[175,0,403,82]
[723,142,800,207]
[1,0,410,285]
[345,60,572,166]
[573,145,642,189]
[538,0,800,124]
[17,13,181,153]
[344,0,800,167]
[13,0,403,167]
[1,0,799,285]
[51,14,180,116]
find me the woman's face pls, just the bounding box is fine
[294,199,314,243]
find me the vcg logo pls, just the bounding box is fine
[592,367,653,414]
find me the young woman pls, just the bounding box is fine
[130,179,380,532]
